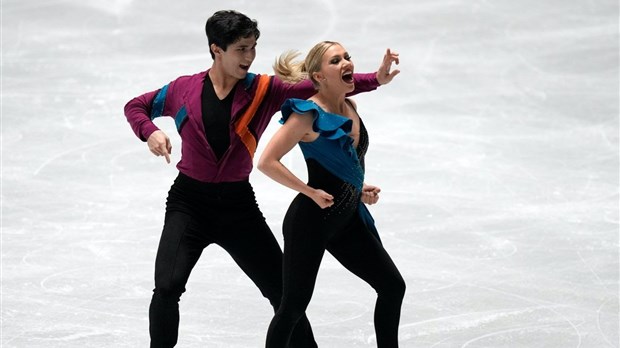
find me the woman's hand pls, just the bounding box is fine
[376,48,400,85]
[361,184,381,205]
[310,189,334,209]
[147,130,172,163]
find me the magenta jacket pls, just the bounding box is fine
[124,70,380,183]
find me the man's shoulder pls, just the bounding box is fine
[173,70,207,86]
[242,71,272,90]
[160,71,208,100]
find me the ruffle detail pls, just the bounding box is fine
[280,99,353,141]
[279,99,378,241]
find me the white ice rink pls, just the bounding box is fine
[2,0,619,347]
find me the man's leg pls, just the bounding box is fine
[218,214,318,348]
[149,211,209,348]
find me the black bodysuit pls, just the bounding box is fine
[265,99,406,348]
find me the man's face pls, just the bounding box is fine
[218,36,257,79]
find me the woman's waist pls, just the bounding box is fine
[291,192,359,226]
[298,181,361,221]
[307,160,360,191]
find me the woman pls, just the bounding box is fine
[258,41,406,348]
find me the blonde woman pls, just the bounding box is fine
[258,41,405,347]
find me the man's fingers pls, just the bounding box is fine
[149,142,172,163]
[165,139,172,163]
[159,143,171,163]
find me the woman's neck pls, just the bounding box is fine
[313,89,347,115]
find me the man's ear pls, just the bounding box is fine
[211,43,222,56]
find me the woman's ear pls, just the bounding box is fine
[312,72,324,82]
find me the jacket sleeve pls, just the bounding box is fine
[267,72,381,111]
[123,78,183,141]
[346,72,381,96]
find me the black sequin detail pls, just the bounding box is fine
[306,117,369,221]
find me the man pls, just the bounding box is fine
[124,10,400,348]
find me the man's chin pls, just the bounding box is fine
[237,69,250,79]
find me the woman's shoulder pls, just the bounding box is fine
[280,98,321,123]
[282,98,321,114]
[280,99,352,139]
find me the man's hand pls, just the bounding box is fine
[147,130,172,164]
[376,48,400,85]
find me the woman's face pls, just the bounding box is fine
[315,44,355,92]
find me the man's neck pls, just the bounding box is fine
[208,64,240,100]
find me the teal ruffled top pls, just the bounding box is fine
[280,98,381,242]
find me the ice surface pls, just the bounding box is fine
[2,0,618,347]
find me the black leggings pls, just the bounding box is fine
[265,194,406,348]
[149,173,317,348]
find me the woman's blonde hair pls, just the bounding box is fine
[273,41,339,88]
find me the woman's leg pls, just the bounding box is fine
[266,196,327,348]
[328,218,406,348]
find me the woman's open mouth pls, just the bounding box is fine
[342,71,354,84]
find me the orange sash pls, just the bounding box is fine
[234,74,271,158]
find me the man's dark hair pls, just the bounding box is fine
[205,10,260,59]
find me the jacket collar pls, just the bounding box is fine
[193,69,259,120]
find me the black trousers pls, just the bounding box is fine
[266,194,406,348]
[149,173,317,348]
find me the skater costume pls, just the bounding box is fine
[265,99,406,348]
